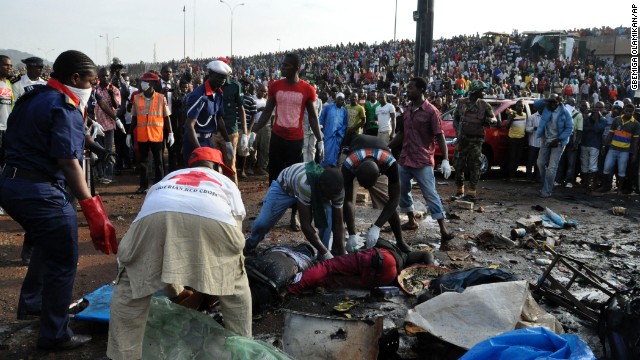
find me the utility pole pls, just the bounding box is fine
[413,0,434,78]
[183,5,186,60]
[153,43,157,63]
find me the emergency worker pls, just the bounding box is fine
[128,71,174,194]
[453,80,497,201]
[183,60,232,170]
[0,50,117,351]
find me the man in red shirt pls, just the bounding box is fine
[389,77,454,245]
[251,53,324,183]
[250,53,324,232]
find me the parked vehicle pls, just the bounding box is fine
[435,97,537,176]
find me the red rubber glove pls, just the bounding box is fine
[79,195,118,255]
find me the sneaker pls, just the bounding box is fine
[135,187,147,194]
[554,181,562,187]
[99,178,112,184]
[0,207,4,216]
[565,182,573,188]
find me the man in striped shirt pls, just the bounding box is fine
[245,163,345,259]
[237,80,257,179]
[596,103,640,194]
[342,135,410,253]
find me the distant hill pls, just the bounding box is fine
[0,49,53,67]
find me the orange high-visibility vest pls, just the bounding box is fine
[134,92,165,142]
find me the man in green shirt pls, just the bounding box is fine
[364,90,379,136]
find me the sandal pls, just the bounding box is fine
[401,222,419,231]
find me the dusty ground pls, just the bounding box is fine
[0,166,638,359]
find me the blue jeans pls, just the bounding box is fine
[398,165,445,220]
[537,143,566,195]
[603,149,630,177]
[246,181,332,250]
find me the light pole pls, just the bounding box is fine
[277,38,281,52]
[219,0,245,58]
[394,0,398,41]
[37,48,55,62]
[99,34,109,65]
[110,36,120,60]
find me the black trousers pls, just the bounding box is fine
[268,132,303,183]
[138,141,164,189]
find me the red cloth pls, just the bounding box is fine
[287,249,397,295]
[268,79,316,141]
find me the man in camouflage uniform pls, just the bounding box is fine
[453,80,497,201]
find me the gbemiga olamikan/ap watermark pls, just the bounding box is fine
[632,4,639,90]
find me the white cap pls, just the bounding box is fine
[336,92,345,99]
[613,100,624,109]
[206,60,232,75]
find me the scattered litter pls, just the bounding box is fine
[540,207,577,229]
[117,216,125,221]
[511,228,526,238]
[515,216,542,232]
[535,258,552,266]
[447,251,470,261]
[333,299,359,313]
[397,264,451,295]
[476,206,485,213]
[610,206,626,216]
[454,200,474,210]
[476,230,517,249]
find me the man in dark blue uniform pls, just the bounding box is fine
[183,60,232,171]
[0,50,117,351]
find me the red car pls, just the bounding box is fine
[435,97,536,176]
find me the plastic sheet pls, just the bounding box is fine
[142,297,294,360]
[460,327,595,360]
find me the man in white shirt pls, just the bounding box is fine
[107,147,251,360]
[375,92,396,145]
[12,57,46,100]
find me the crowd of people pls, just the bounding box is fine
[0,24,637,357]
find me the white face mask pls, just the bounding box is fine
[140,81,150,91]
[64,85,93,111]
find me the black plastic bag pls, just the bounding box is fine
[428,267,518,295]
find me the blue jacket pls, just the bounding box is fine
[534,99,573,145]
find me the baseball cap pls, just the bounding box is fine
[613,100,624,109]
[188,147,234,177]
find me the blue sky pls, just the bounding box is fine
[2,0,628,65]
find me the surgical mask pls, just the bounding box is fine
[64,85,92,111]
[140,81,150,91]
